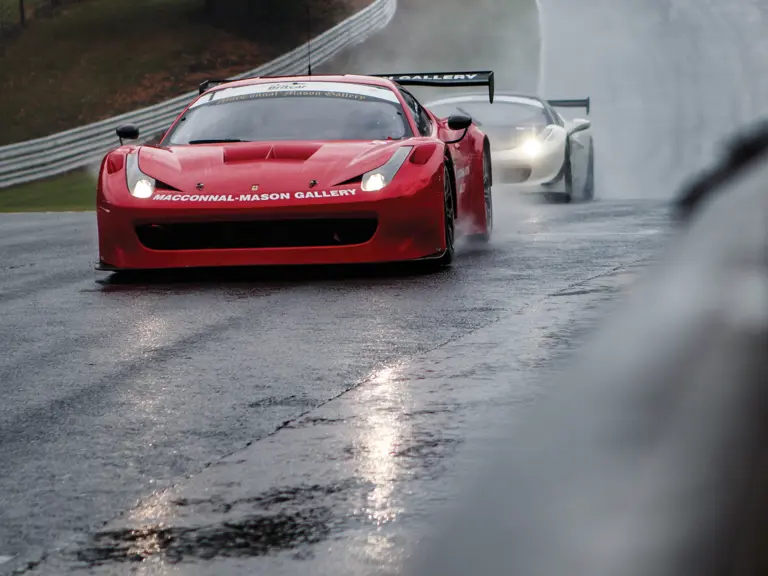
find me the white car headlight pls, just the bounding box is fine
[361,146,412,192]
[126,152,156,198]
[520,137,543,158]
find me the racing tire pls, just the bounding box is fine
[562,149,574,203]
[434,162,456,267]
[469,146,493,243]
[543,146,573,204]
[583,141,595,201]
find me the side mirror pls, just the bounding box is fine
[568,118,591,135]
[447,114,473,131]
[445,114,472,144]
[116,124,140,145]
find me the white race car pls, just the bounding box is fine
[426,92,594,203]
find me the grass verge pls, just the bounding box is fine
[0,0,270,145]
[0,170,95,212]
[0,0,371,146]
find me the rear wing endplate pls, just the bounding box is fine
[548,98,591,115]
[373,71,495,103]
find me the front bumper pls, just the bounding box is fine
[97,183,446,270]
[490,147,566,193]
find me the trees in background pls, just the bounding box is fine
[203,0,345,50]
[204,0,312,31]
[7,1,343,42]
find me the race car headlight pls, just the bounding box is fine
[520,137,543,158]
[126,152,156,198]
[361,146,412,192]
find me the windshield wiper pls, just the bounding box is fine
[188,138,244,144]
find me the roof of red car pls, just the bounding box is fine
[205,74,397,93]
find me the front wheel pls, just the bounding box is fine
[480,148,494,241]
[543,147,573,204]
[583,141,595,201]
[470,148,493,242]
[434,162,456,266]
[562,148,574,203]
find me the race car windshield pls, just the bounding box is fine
[429,100,550,128]
[163,82,412,144]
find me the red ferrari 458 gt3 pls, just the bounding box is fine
[96,71,495,270]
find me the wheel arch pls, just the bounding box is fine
[483,136,492,187]
[443,146,458,221]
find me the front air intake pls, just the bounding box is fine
[136,218,378,250]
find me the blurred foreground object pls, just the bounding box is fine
[408,124,768,575]
[677,118,768,221]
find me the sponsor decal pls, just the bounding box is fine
[383,74,479,81]
[214,91,369,105]
[267,82,308,91]
[191,82,399,108]
[294,189,356,199]
[151,189,357,202]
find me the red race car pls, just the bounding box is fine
[96,71,495,271]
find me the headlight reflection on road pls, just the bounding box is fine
[117,313,174,419]
[356,365,410,526]
[117,313,171,360]
[128,488,177,525]
[350,363,412,567]
[102,489,182,575]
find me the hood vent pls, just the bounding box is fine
[269,143,323,161]
[156,179,179,191]
[335,174,364,186]
[223,144,271,164]
[222,143,323,164]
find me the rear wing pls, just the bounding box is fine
[547,98,591,115]
[372,71,495,103]
[198,72,497,101]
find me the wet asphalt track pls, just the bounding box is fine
[0,198,670,575]
[3,0,768,572]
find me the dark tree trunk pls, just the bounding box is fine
[18,0,25,27]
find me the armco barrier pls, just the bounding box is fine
[0,0,396,189]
